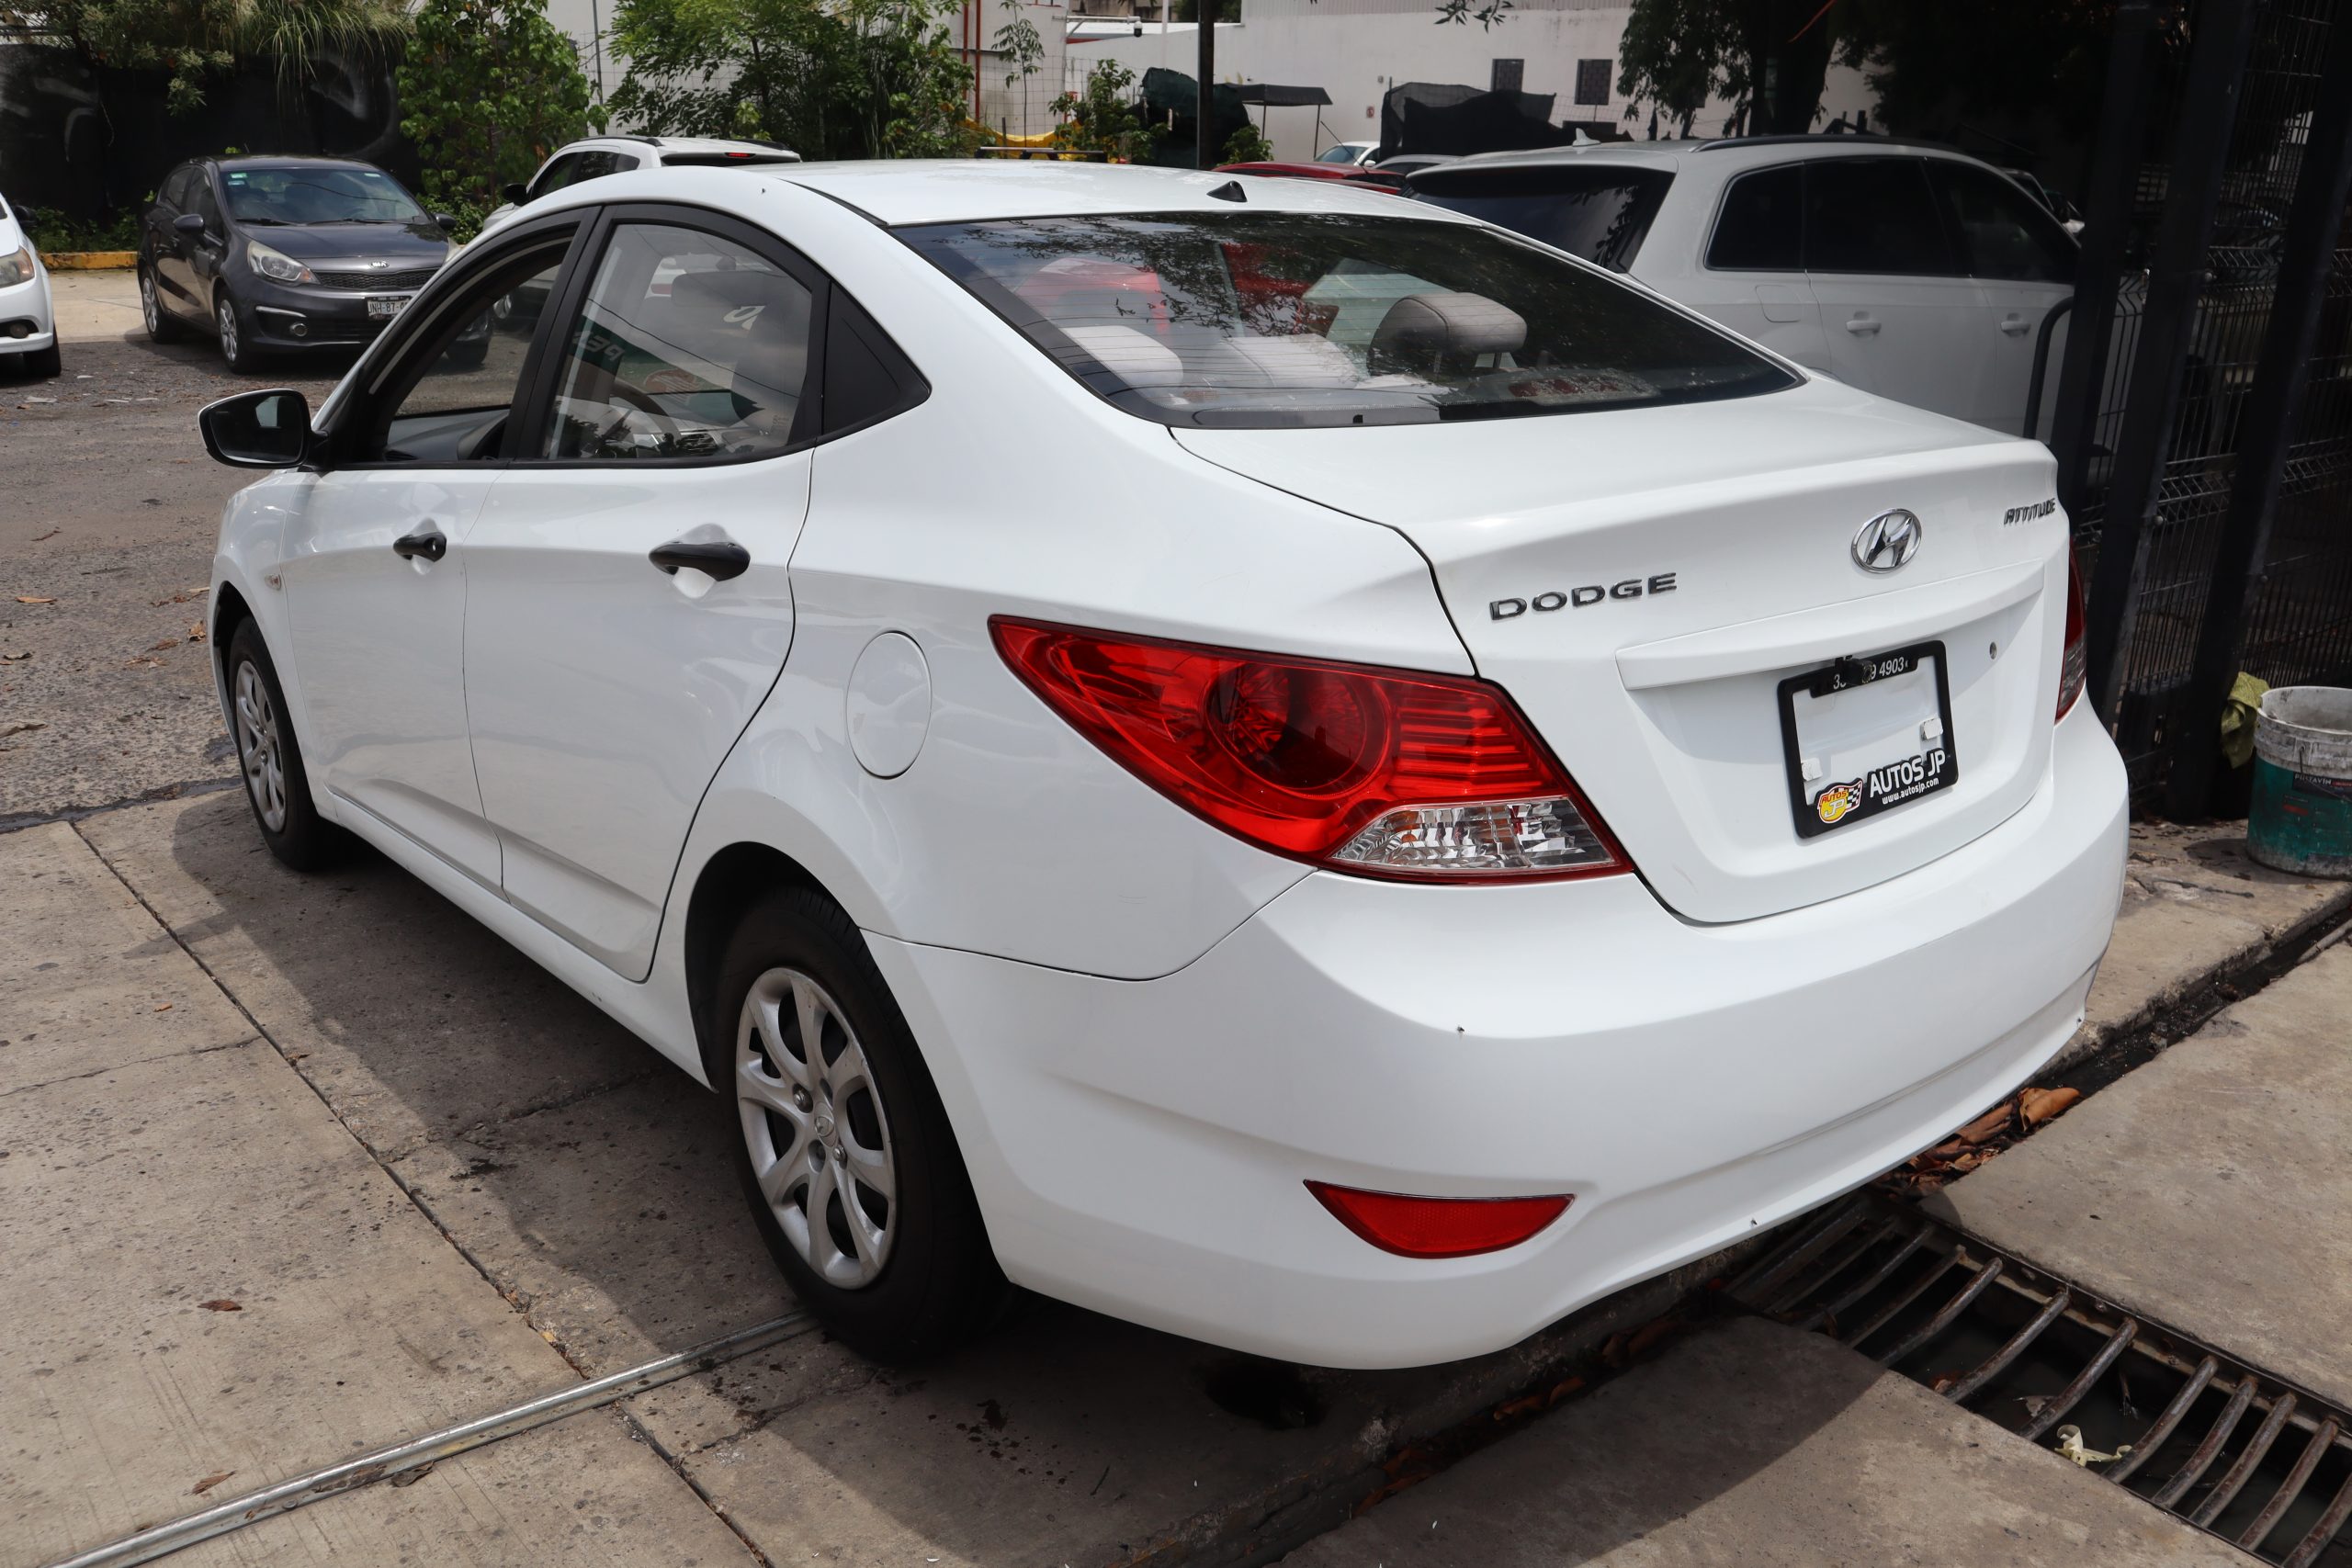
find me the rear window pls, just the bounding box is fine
[899,211,1795,430]
[1408,166,1671,273]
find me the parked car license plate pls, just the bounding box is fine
[1778,641,1958,839]
[367,295,410,320]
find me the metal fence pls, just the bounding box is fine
[2052,0,2352,814]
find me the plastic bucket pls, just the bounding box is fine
[2247,686,2352,878]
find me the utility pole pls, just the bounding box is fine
[1195,0,1218,168]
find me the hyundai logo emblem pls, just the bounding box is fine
[1852,509,1924,573]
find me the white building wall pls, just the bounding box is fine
[1067,0,1874,164]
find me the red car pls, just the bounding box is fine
[1215,161,1410,195]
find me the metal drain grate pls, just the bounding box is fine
[1730,1196,2352,1567]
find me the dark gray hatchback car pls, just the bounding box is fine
[138,156,471,369]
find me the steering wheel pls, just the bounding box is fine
[605,381,684,455]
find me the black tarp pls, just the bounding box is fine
[1377,81,1615,161]
[1138,65,1251,167]
[1236,84,1331,108]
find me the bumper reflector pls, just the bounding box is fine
[1306,1181,1572,1259]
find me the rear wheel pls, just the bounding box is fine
[717,887,1008,1362]
[140,265,186,344]
[20,343,59,378]
[226,620,339,871]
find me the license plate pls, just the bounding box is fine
[1778,641,1959,839]
[366,295,410,320]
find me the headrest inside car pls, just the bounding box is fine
[1370,291,1528,372]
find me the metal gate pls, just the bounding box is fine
[2049,0,2352,814]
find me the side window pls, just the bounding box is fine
[821,288,930,437]
[187,175,223,233]
[1707,164,1803,271]
[526,153,582,202]
[577,151,637,180]
[160,167,195,211]
[1926,162,2075,284]
[1803,159,1957,277]
[544,222,816,461]
[361,248,568,463]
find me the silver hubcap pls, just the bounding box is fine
[141,273,158,333]
[233,660,287,832]
[218,301,238,361]
[736,968,898,1289]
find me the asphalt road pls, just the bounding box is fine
[0,288,349,825]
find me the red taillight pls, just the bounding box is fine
[2056,545,2087,722]
[1306,1182,1572,1258]
[990,618,1626,880]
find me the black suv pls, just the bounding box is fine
[139,156,469,369]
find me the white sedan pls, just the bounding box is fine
[197,161,2126,1368]
[0,190,59,378]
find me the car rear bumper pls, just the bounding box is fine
[867,704,2128,1368]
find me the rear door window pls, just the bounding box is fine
[1706,164,1804,270]
[1803,159,1957,276]
[526,153,583,201]
[1409,166,1672,273]
[1925,161,2075,283]
[901,210,1796,429]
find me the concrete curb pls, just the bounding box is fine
[40,251,137,270]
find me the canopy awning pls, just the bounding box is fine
[1236,85,1332,108]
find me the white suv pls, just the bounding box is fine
[1411,138,2078,436]
[477,135,800,239]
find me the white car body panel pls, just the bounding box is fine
[209,162,2127,1368]
[0,200,57,365]
[277,468,504,886]
[465,457,811,977]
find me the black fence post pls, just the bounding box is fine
[2162,6,2352,818]
[2048,0,2156,511]
[2084,0,2264,727]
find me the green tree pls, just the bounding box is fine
[1614,0,1832,136]
[1051,58,1160,161]
[399,0,596,232]
[1834,0,2113,144]
[1220,120,1272,164]
[606,0,974,161]
[6,0,410,114]
[993,0,1043,139]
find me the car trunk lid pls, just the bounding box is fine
[1172,378,2072,923]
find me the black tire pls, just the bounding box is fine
[140,264,187,344]
[23,343,60,378]
[714,887,1009,1362]
[224,619,340,872]
[215,289,254,371]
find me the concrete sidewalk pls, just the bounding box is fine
[1934,943,2352,1411]
[1280,1317,2252,1567]
[6,786,2349,1567]
[0,822,750,1565]
[47,269,142,346]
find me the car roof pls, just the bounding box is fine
[1431,135,1977,175]
[209,155,394,173]
[769,159,1454,226]
[574,134,795,157]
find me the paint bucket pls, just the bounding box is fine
[2247,686,2352,878]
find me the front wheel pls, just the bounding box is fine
[19,343,60,378]
[215,292,253,371]
[717,887,1008,1362]
[225,620,339,871]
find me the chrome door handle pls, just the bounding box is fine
[2000,314,2030,335]
[1844,315,1880,336]
[392,526,447,563]
[649,537,750,581]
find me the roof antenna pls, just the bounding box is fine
[1207,179,1248,202]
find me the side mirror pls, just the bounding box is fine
[199,389,313,469]
[174,212,206,236]
[434,211,458,232]
[501,182,529,206]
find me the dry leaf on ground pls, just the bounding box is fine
[1955,1103,2014,1145]
[16,595,56,604]
[2019,1086,2080,1126]
[190,1471,234,1495]
[198,1298,241,1312]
